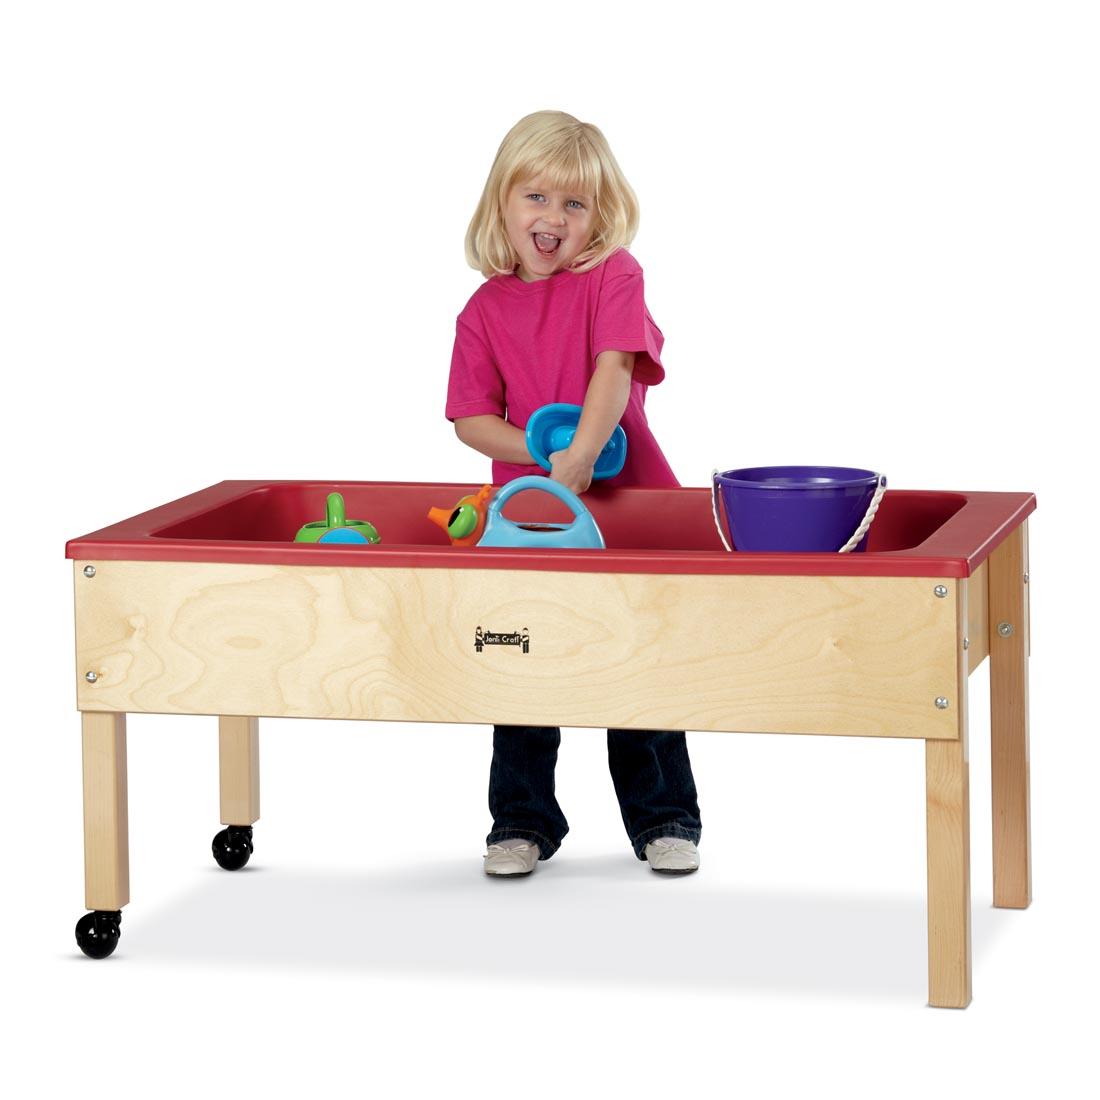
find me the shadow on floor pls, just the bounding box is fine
[102,853,1016,1002]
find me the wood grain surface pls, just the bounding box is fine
[74,560,963,739]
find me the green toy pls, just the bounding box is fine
[294,492,380,545]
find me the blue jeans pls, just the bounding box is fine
[487,726,702,860]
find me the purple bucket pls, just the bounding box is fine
[712,466,886,552]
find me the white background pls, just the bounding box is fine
[2,1,1097,1096]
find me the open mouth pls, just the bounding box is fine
[532,232,562,256]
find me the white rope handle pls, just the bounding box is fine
[710,469,733,551]
[837,474,888,553]
[711,471,888,554]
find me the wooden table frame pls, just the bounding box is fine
[70,485,1032,1006]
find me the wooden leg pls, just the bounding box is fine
[926,574,971,1009]
[82,711,129,911]
[988,522,1032,908]
[219,716,260,825]
[926,736,972,1008]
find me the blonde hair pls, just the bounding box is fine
[465,110,640,278]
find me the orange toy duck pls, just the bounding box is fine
[427,484,495,547]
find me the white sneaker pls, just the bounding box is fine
[484,838,540,876]
[644,837,700,874]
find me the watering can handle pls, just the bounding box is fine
[710,471,888,554]
[325,492,347,528]
[488,475,589,522]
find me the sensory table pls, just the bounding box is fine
[67,479,1035,1007]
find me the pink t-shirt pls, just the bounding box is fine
[445,248,680,488]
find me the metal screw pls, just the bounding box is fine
[83,565,96,578]
[935,697,950,710]
[998,622,1015,638]
[963,637,970,650]
[85,671,98,683]
[934,585,948,598]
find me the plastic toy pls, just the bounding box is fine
[525,403,627,480]
[294,492,380,545]
[711,466,887,553]
[477,476,605,549]
[427,484,495,547]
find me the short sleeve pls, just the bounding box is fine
[592,256,666,385]
[445,310,505,422]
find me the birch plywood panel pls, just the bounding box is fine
[966,560,989,673]
[74,561,961,739]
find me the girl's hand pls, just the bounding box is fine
[548,448,594,495]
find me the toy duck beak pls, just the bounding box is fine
[427,506,453,532]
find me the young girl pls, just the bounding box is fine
[446,110,702,877]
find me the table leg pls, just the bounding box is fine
[988,522,1032,909]
[926,735,972,1008]
[82,711,129,911]
[219,716,260,826]
[213,716,260,871]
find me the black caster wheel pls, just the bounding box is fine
[75,910,122,959]
[212,824,254,870]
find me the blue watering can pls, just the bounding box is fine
[477,477,606,549]
[525,403,627,480]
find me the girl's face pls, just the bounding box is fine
[502,177,595,281]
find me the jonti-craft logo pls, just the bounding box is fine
[475,626,530,654]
